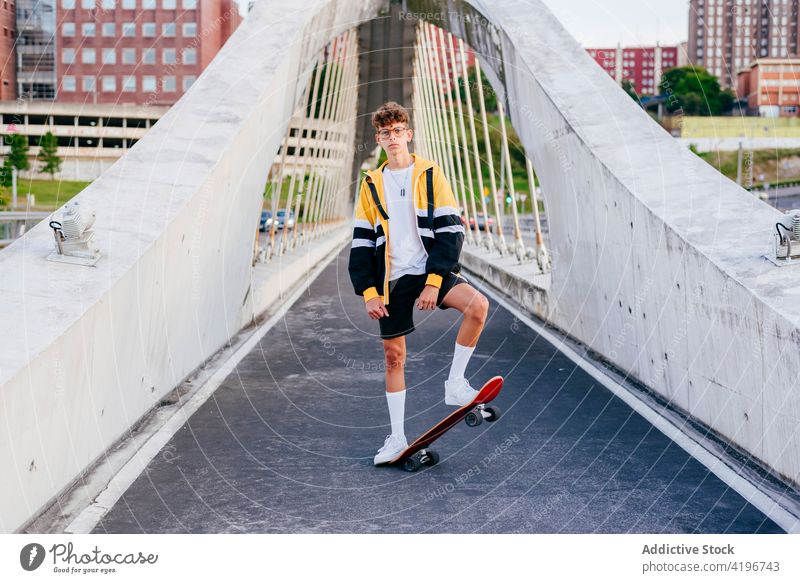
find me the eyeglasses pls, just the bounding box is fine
[376,126,409,139]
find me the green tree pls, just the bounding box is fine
[0,158,13,207]
[0,158,12,188]
[621,79,641,104]
[5,133,30,171]
[659,66,734,115]
[37,131,62,177]
[456,65,498,113]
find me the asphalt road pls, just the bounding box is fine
[91,246,784,533]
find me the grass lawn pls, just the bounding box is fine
[0,178,91,211]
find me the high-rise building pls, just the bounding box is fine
[688,0,799,89]
[15,0,57,100]
[13,0,243,105]
[0,0,16,100]
[586,45,679,96]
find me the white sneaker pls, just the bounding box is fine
[373,434,408,465]
[445,377,479,406]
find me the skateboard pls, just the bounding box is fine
[378,375,505,472]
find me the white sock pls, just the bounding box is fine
[386,390,406,440]
[448,342,475,381]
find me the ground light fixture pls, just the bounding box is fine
[47,201,101,267]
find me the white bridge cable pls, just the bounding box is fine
[314,29,354,240]
[474,57,508,255]
[436,25,472,245]
[458,36,492,251]
[448,30,481,246]
[423,22,460,214]
[303,34,340,245]
[318,29,359,237]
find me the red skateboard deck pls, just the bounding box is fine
[378,375,504,472]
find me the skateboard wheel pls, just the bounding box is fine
[426,451,440,466]
[403,456,422,472]
[485,406,502,422]
[465,410,483,427]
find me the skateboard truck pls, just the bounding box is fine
[464,403,502,427]
[402,405,503,472]
[402,448,442,472]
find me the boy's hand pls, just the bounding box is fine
[366,297,389,319]
[416,285,439,311]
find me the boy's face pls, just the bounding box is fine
[375,122,412,154]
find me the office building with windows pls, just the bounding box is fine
[737,58,800,116]
[586,45,679,96]
[688,0,800,89]
[18,0,242,104]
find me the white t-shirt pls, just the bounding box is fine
[383,162,428,281]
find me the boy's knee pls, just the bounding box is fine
[383,341,406,370]
[467,295,489,324]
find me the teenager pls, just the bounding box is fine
[348,102,490,465]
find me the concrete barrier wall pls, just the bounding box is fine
[0,0,381,533]
[428,0,800,487]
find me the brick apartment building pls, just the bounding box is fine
[688,0,800,90]
[737,58,800,116]
[12,0,242,104]
[586,45,679,96]
[0,1,14,100]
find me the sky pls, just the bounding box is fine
[235,0,690,48]
[540,0,689,47]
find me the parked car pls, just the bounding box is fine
[259,210,272,232]
[276,210,295,230]
[468,214,494,231]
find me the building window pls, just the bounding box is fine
[122,22,136,36]
[122,48,136,64]
[163,0,176,8]
[62,0,76,8]
[143,0,155,8]
[122,0,135,7]
[82,76,96,92]
[63,48,76,64]
[82,23,95,37]
[182,47,196,65]
[163,76,176,92]
[162,23,175,37]
[102,0,116,7]
[183,0,196,8]
[102,76,116,92]
[143,75,156,92]
[123,76,136,92]
[142,23,156,37]
[62,76,76,92]
[63,22,75,36]
[182,22,196,37]
[183,75,196,91]
[102,48,116,65]
[82,48,96,64]
[163,48,176,64]
[81,0,94,8]
[142,48,156,64]
[102,23,115,37]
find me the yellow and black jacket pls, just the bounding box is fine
[348,153,465,306]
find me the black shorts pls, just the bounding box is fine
[378,271,469,339]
